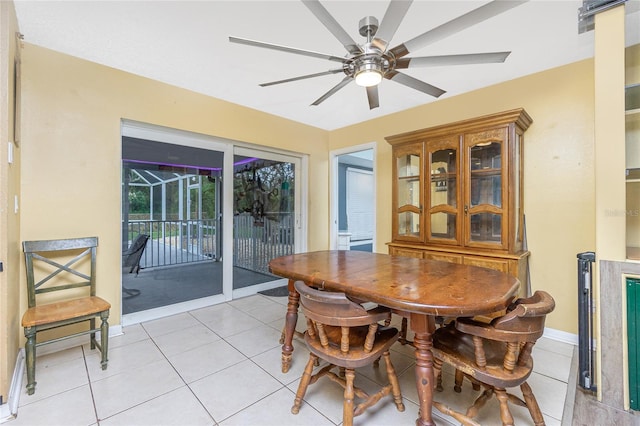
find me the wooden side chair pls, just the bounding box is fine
[291,281,405,426]
[22,237,111,395]
[431,290,555,426]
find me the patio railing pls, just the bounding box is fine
[125,212,294,274]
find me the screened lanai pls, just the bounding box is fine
[121,136,296,315]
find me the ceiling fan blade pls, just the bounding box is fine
[389,0,528,59]
[229,36,347,64]
[386,71,446,98]
[260,69,344,87]
[372,0,413,52]
[311,76,353,106]
[366,86,380,110]
[396,51,511,68]
[302,0,362,56]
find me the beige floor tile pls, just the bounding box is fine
[109,323,150,349]
[536,336,575,357]
[85,338,165,382]
[533,345,573,382]
[220,387,333,426]
[141,312,201,338]
[250,344,312,386]
[242,300,287,324]
[189,359,283,422]
[227,294,276,313]
[190,302,241,324]
[99,386,214,426]
[151,322,221,357]
[199,309,264,338]
[11,385,96,426]
[91,359,184,419]
[19,355,89,406]
[261,294,290,306]
[167,338,247,383]
[224,324,283,357]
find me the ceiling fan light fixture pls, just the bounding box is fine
[355,69,382,87]
[354,58,383,87]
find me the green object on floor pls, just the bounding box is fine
[628,277,640,410]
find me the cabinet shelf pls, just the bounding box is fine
[471,168,501,176]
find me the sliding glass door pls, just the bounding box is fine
[232,147,302,296]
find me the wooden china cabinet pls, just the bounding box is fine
[386,108,533,294]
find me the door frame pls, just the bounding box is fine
[329,142,377,251]
[120,120,308,324]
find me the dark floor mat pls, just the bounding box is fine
[259,285,289,297]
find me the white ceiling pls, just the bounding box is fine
[12,0,640,131]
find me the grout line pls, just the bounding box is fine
[80,345,100,424]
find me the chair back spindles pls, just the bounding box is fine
[432,290,555,426]
[291,281,405,425]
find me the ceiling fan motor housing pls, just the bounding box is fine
[359,16,379,38]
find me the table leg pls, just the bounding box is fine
[410,313,437,426]
[281,279,299,373]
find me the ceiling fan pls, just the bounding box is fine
[229,0,527,109]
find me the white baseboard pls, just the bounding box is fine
[544,327,578,346]
[0,350,24,424]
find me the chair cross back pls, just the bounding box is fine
[21,236,110,395]
[24,237,98,307]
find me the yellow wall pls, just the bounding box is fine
[0,0,22,403]
[13,11,637,348]
[19,43,330,324]
[627,44,640,249]
[331,59,597,334]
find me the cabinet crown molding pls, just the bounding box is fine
[385,108,532,146]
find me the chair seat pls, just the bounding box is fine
[433,324,532,388]
[305,325,399,368]
[22,296,111,328]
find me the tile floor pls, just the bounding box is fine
[8,293,574,425]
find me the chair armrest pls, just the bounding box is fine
[455,318,523,342]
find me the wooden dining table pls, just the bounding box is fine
[268,250,520,426]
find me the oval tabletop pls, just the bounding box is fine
[269,250,520,317]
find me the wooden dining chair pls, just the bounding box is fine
[291,281,405,426]
[21,237,111,395]
[431,290,555,426]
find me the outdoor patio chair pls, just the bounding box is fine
[21,237,110,395]
[123,233,149,275]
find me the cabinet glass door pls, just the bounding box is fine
[394,145,423,241]
[465,131,506,248]
[427,139,460,244]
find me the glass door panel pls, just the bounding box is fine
[470,212,502,244]
[232,149,300,292]
[427,140,459,244]
[398,212,420,237]
[399,178,420,208]
[465,134,506,249]
[469,142,502,208]
[393,143,424,242]
[121,136,225,315]
[430,212,456,239]
[398,153,420,178]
